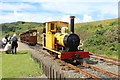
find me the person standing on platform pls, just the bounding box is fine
[11,33,18,54]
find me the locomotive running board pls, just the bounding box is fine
[43,47,61,55]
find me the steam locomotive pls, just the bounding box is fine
[41,16,90,63]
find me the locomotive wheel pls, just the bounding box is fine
[53,53,58,58]
[73,59,84,65]
[49,51,58,58]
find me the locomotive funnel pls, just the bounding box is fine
[70,16,75,33]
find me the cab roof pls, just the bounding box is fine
[44,21,69,24]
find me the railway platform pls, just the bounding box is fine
[0,41,31,52]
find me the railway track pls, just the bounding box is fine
[32,47,101,79]
[82,63,120,78]
[90,54,120,66]
[30,44,120,79]
[90,53,120,62]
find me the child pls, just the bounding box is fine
[4,41,12,54]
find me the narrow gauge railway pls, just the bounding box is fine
[30,45,120,79]
[90,54,120,62]
[20,16,120,79]
[90,54,120,66]
[36,43,120,78]
[20,16,90,65]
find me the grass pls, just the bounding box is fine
[75,19,118,59]
[0,52,2,79]
[2,50,43,78]
[83,45,118,59]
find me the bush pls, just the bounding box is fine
[109,21,117,26]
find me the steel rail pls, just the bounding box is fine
[56,59,102,79]
[90,56,120,66]
[91,54,120,62]
[82,63,120,78]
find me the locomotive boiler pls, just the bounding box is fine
[42,16,89,64]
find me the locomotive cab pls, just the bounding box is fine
[42,21,69,50]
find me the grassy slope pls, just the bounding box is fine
[2,50,43,78]
[1,21,43,43]
[1,21,43,37]
[75,18,118,59]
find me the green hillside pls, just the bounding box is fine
[75,18,118,59]
[1,21,43,37]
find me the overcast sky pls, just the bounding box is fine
[0,0,119,23]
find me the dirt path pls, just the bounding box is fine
[0,41,32,51]
[17,41,32,51]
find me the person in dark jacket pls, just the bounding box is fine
[11,33,18,54]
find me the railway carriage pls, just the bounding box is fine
[20,30,37,45]
[42,16,90,63]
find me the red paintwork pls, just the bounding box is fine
[60,52,90,59]
[20,30,37,45]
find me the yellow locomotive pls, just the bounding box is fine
[42,16,89,63]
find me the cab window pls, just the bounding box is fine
[51,23,54,30]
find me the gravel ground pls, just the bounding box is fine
[89,58,119,75]
[79,66,115,78]
[17,41,32,51]
[91,55,120,64]
[0,41,32,51]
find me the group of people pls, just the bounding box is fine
[2,33,18,54]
